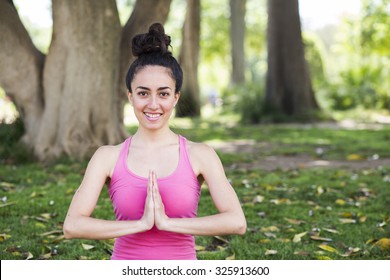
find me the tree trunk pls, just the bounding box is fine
[32,0,125,161]
[117,0,172,125]
[230,0,246,85]
[0,0,174,162]
[0,0,44,144]
[176,0,201,117]
[265,0,318,119]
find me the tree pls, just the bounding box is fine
[0,0,171,162]
[176,0,201,117]
[230,0,246,85]
[265,0,318,119]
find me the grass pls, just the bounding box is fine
[1,120,389,260]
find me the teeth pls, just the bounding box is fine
[145,113,161,118]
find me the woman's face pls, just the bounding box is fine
[128,65,179,131]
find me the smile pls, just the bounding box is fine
[144,112,162,120]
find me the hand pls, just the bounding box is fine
[150,170,169,230]
[140,170,155,231]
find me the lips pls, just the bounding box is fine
[144,112,162,121]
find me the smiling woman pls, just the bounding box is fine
[63,23,246,260]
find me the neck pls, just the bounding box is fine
[133,126,177,146]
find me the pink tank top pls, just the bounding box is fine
[108,135,201,260]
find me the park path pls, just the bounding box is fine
[207,139,390,171]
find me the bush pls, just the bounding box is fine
[325,64,390,110]
[222,83,265,124]
[0,118,32,164]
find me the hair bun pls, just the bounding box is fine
[132,23,172,57]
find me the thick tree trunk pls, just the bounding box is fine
[230,0,246,85]
[0,0,44,144]
[265,0,318,118]
[117,0,172,124]
[34,0,124,161]
[176,0,201,117]
[0,0,174,162]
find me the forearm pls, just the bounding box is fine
[162,212,246,236]
[63,215,149,240]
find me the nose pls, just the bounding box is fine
[148,95,159,110]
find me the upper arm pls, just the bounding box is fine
[191,143,241,214]
[66,146,118,217]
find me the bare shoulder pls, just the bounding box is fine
[187,140,217,158]
[187,140,221,173]
[88,142,124,177]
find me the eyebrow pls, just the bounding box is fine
[135,86,172,91]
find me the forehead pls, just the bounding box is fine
[132,65,175,88]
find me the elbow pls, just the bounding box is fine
[233,214,247,235]
[63,218,77,239]
[236,219,247,235]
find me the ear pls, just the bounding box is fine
[174,92,181,107]
[127,91,133,105]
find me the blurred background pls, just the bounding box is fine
[0,0,389,161]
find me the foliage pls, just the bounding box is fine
[319,0,390,111]
[0,118,32,164]
[1,122,390,260]
[360,0,390,56]
[303,33,327,90]
[222,83,265,124]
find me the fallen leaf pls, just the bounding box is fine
[225,254,235,260]
[347,154,363,161]
[38,252,52,260]
[323,228,340,234]
[195,245,206,251]
[265,249,278,255]
[39,230,63,237]
[310,236,333,242]
[214,236,229,244]
[316,256,333,260]
[82,243,95,250]
[293,231,307,243]
[263,232,277,239]
[40,213,54,220]
[277,238,291,243]
[339,218,356,224]
[258,239,271,244]
[0,233,12,242]
[260,226,280,232]
[374,238,390,251]
[316,186,324,195]
[253,195,265,203]
[285,218,306,225]
[335,199,346,206]
[359,216,367,223]
[339,247,361,257]
[318,244,339,254]
[270,198,291,205]
[25,252,34,260]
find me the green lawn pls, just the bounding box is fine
[1,121,389,260]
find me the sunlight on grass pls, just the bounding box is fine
[1,117,389,260]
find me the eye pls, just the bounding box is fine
[159,92,170,97]
[137,91,148,97]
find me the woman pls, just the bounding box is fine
[63,23,246,260]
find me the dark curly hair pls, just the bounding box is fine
[125,23,183,94]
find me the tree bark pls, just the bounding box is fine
[0,0,174,162]
[230,0,246,85]
[0,0,44,144]
[265,0,318,118]
[176,0,201,117]
[117,0,172,125]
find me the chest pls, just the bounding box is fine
[126,144,179,178]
